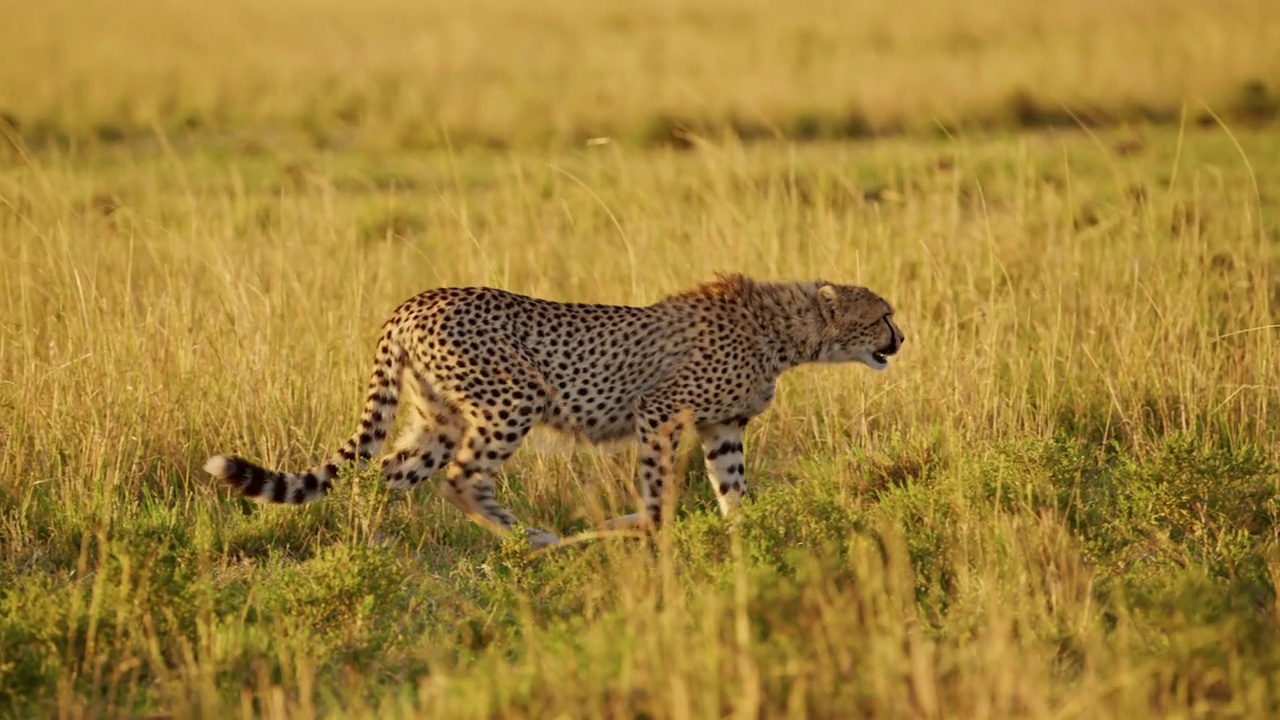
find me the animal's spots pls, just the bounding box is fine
[204,274,901,548]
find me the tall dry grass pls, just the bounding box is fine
[2,0,1280,715]
[1,0,1279,146]
[2,123,1278,716]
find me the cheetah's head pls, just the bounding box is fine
[813,283,904,371]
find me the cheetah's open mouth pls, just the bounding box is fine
[865,339,900,370]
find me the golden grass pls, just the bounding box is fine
[2,0,1279,146]
[2,123,1279,716]
[4,133,1275,471]
[2,0,1280,716]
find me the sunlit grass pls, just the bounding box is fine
[1,0,1279,148]
[2,121,1278,716]
[2,0,1280,714]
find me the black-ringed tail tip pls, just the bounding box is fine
[203,454,262,494]
[203,454,232,477]
[203,454,332,505]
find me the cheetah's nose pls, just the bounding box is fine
[878,317,902,355]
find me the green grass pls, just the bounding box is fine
[1,120,1278,718]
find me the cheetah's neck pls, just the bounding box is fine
[737,279,828,371]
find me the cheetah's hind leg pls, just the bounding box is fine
[436,407,561,550]
[380,373,465,492]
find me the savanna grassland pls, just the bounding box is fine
[2,0,1280,717]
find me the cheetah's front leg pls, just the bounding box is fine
[604,419,747,530]
[603,402,683,532]
[699,420,748,516]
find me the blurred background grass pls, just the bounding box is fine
[2,0,1279,150]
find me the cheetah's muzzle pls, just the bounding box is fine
[870,316,903,367]
[871,338,900,366]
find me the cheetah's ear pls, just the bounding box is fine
[816,284,840,323]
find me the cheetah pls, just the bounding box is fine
[204,274,904,549]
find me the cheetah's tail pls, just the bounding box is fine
[204,326,406,505]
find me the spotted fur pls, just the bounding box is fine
[204,273,904,549]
